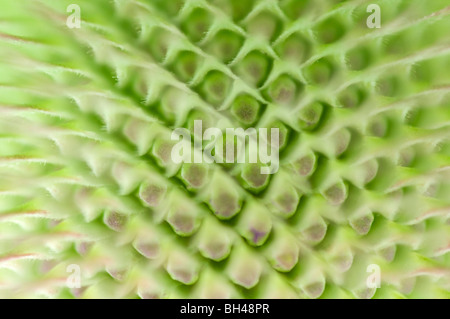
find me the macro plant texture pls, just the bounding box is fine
[0,0,449,299]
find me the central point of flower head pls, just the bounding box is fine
[170,120,279,174]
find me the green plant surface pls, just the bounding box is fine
[0,0,449,299]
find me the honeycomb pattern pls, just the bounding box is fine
[0,0,449,298]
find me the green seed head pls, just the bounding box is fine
[2,0,449,300]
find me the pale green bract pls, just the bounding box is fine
[0,0,449,299]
